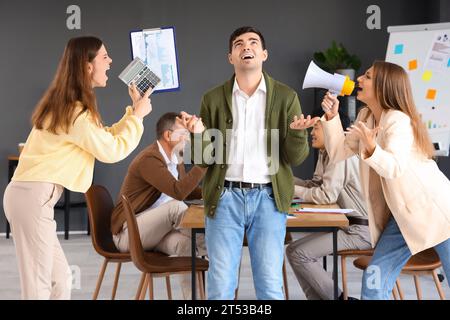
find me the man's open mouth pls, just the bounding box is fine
[241,53,254,60]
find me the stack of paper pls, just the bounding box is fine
[291,197,304,205]
[293,208,354,214]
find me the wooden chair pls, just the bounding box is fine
[85,185,132,299]
[353,248,445,300]
[121,194,209,299]
[235,232,292,300]
[338,249,374,299]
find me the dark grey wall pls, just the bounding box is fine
[0,0,444,232]
[441,0,450,21]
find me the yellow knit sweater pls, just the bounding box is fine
[12,103,144,192]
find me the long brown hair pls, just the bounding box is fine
[32,36,103,134]
[372,60,435,158]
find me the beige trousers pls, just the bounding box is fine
[286,225,371,300]
[113,199,206,299]
[3,181,72,300]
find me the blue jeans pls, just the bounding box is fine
[361,216,450,299]
[205,186,287,300]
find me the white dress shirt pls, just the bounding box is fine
[148,141,179,209]
[225,76,271,183]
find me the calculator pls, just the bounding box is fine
[118,57,161,97]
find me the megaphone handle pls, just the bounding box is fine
[322,91,338,113]
[329,91,338,97]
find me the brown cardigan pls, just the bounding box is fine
[111,141,206,235]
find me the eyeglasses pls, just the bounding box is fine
[167,128,190,136]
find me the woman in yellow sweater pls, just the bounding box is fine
[3,36,152,299]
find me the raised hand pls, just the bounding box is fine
[321,91,339,120]
[346,121,381,157]
[177,111,205,133]
[128,83,141,104]
[290,114,320,130]
[129,83,153,119]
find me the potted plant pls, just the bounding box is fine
[313,41,361,80]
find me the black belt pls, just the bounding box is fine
[224,180,272,189]
[347,216,369,226]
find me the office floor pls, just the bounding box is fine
[0,233,448,300]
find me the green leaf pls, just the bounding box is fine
[313,41,361,72]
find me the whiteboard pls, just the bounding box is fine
[386,23,450,155]
[129,26,180,93]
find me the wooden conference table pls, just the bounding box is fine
[179,203,349,300]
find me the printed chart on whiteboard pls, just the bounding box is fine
[130,26,180,93]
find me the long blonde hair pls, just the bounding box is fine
[31,36,103,134]
[372,60,434,158]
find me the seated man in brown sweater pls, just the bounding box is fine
[111,112,207,299]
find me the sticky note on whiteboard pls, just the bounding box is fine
[394,44,404,54]
[426,89,437,100]
[422,70,433,81]
[408,59,418,70]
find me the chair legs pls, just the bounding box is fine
[165,276,172,300]
[139,274,149,300]
[135,264,447,301]
[137,273,206,300]
[392,284,399,300]
[197,271,206,300]
[93,259,127,300]
[135,273,147,300]
[341,254,373,300]
[413,275,422,300]
[399,271,447,300]
[431,270,446,300]
[148,275,154,300]
[111,262,122,300]
[396,279,404,300]
[391,280,404,300]
[341,255,348,300]
[93,259,109,300]
[393,272,446,300]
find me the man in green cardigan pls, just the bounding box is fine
[192,26,309,299]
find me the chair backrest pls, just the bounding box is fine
[121,194,148,272]
[85,185,118,255]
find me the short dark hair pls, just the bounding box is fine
[229,26,266,53]
[156,112,179,140]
